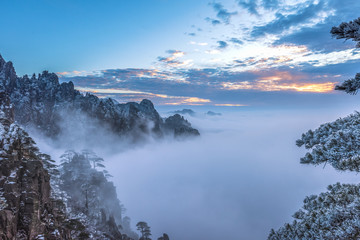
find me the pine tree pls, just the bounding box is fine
[332,17,360,93]
[270,16,360,239]
[137,221,152,240]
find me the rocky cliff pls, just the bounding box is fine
[0,92,72,239]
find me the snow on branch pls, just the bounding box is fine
[331,17,360,47]
[269,183,360,239]
[296,112,360,172]
[331,17,360,94]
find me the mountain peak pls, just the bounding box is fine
[0,55,16,82]
[0,54,4,68]
[140,99,155,109]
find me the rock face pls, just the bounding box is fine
[164,114,200,137]
[0,92,70,239]
[0,54,199,143]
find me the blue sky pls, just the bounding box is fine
[1,0,360,107]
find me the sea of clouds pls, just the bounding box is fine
[102,107,360,240]
[34,103,360,240]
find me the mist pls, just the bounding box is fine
[33,105,360,240]
[104,107,360,240]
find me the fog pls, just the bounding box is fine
[35,106,360,240]
[105,108,360,240]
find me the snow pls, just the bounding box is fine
[35,234,44,240]
[9,170,16,178]
[297,112,360,171]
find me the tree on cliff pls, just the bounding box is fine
[269,17,360,239]
[137,221,152,240]
[158,233,170,240]
[58,150,137,239]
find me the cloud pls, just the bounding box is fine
[217,41,229,49]
[210,2,237,24]
[262,0,279,10]
[272,1,360,52]
[229,38,243,45]
[166,50,185,57]
[75,86,212,106]
[274,23,350,52]
[102,109,360,240]
[214,103,247,106]
[221,79,335,93]
[251,1,328,38]
[205,17,221,26]
[56,70,93,77]
[157,50,193,68]
[237,0,259,15]
[188,0,359,76]
[205,49,220,54]
[164,97,211,105]
[59,63,348,111]
[219,70,337,93]
[190,41,209,46]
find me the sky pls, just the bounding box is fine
[1,0,360,107]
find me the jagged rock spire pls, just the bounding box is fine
[0,54,5,69]
[0,54,16,85]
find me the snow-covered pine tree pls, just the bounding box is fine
[269,183,360,239]
[332,17,360,94]
[269,17,360,239]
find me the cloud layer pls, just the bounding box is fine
[101,107,360,240]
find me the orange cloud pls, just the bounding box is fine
[215,104,247,107]
[221,71,337,93]
[56,70,88,77]
[76,87,144,94]
[75,87,211,105]
[164,97,211,105]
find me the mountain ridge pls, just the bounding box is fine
[0,54,199,145]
